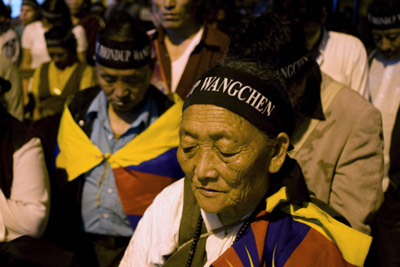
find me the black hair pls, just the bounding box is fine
[192,0,207,24]
[99,11,150,45]
[272,0,328,23]
[0,1,11,19]
[41,0,72,28]
[222,12,322,118]
[71,0,91,18]
[228,13,308,68]
[368,0,400,17]
[45,26,77,52]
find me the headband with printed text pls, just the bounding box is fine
[278,55,312,81]
[183,66,294,138]
[41,10,64,20]
[95,36,152,69]
[368,12,400,29]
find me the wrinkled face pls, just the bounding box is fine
[20,5,37,25]
[97,64,152,113]
[65,0,85,16]
[372,28,400,60]
[48,46,72,70]
[177,105,275,223]
[152,0,197,30]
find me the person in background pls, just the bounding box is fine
[120,14,371,267]
[0,75,78,267]
[13,0,40,42]
[52,13,184,266]
[242,10,382,235]
[65,0,105,65]
[365,0,400,266]
[204,0,238,36]
[150,0,229,101]
[21,0,88,70]
[368,0,400,192]
[0,76,50,243]
[273,0,370,98]
[0,54,23,121]
[31,26,97,121]
[90,1,106,18]
[29,26,97,162]
[0,2,20,66]
[20,0,88,119]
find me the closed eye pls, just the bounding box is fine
[101,75,117,83]
[183,147,195,153]
[219,151,238,158]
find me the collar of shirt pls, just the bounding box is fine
[155,24,223,50]
[87,90,154,131]
[316,28,329,65]
[86,90,158,153]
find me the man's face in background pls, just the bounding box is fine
[372,28,400,59]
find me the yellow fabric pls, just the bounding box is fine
[31,61,98,103]
[56,105,104,180]
[265,187,372,267]
[56,99,183,181]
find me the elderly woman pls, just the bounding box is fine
[120,21,372,267]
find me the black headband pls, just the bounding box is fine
[95,36,152,69]
[278,55,312,81]
[22,0,38,9]
[368,12,400,29]
[41,10,64,20]
[183,66,294,138]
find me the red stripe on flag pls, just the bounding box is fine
[114,167,178,216]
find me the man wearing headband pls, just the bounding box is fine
[120,18,371,267]
[52,14,184,266]
[368,0,400,192]
[367,1,400,265]
[31,26,97,121]
[273,0,370,98]
[229,12,383,236]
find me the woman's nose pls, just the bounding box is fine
[194,148,218,182]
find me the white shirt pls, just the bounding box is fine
[22,21,88,68]
[0,28,20,65]
[170,27,204,93]
[119,179,245,267]
[0,54,23,121]
[317,30,370,98]
[369,54,400,191]
[0,137,50,241]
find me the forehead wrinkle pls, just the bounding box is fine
[181,105,266,147]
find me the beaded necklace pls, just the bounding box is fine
[185,208,258,267]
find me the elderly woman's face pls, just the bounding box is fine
[178,105,276,224]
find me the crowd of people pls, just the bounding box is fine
[0,0,399,266]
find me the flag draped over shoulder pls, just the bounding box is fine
[211,187,372,267]
[55,100,184,229]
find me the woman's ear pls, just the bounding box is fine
[268,132,290,173]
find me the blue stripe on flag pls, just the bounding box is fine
[125,147,184,178]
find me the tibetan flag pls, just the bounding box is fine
[211,188,372,267]
[56,100,184,229]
